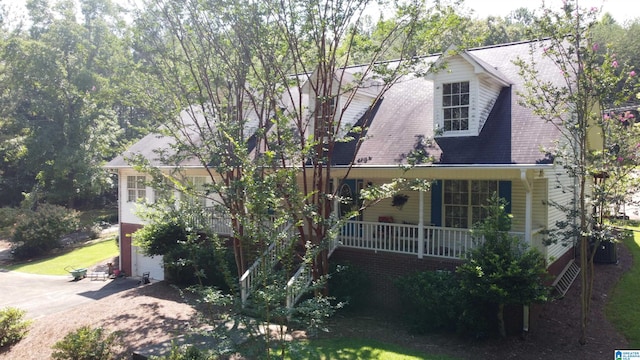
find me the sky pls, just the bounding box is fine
[462,0,640,24]
[2,0,638,26]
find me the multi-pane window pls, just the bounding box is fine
[443,81,470,131]
[444,180,497,228]
[127,176,146,202]
[316,96,336,138]
[180,176,207,207]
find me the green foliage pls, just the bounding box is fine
[135,204,232,288]
[329,262,371,312]
[395,270,463,333]
[607,225,640,347]
[51,326,120,360]
[456,195,549,337]
[395,196,548,338]
[150,342,214,360]
[10,204,79,259]
[0,207,19,229]
[516,2,640,344]
[0,1,156,208]
[0,307,31,348]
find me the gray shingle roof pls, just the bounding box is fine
[107,40,561,170]
[334,40,560,167]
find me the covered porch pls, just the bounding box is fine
[338,219,545,259]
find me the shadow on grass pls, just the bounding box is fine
[281,337,456,360]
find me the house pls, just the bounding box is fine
[106,40,587,317]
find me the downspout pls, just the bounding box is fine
[520,169,533,244]
[117,170,123,273]
[520,169,533,334]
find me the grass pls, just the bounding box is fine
[4,238,118,275]
[606,223,640,347]
[285,338,460,360]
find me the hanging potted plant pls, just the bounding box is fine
[391,194,409,210]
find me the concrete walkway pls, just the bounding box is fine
[0,270,139,319]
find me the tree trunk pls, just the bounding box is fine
[498,303,506,338]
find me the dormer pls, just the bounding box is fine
[301,67,380,141]
[428,47,512,137]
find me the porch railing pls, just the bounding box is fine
[204,211,233,236]
[338,220,541,259]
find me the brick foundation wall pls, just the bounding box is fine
[119,223,143,276]
[330,247,462,312]
[330,247,570,334]
[546,246,576,278]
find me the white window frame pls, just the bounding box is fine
[127,176,147,203]
[443,180,498,228]
[442,81,470,132]
[180,176,207,207]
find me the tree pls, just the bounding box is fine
[132,0,454,285]
[0,0,154,208]
[456,195,549,338]
[130,0,458,355]
[515,1,640,344]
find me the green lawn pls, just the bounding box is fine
[285,338,460,360]
[606,224,640,347]
[3,238,118,275]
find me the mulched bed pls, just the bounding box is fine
[323,242,632,360]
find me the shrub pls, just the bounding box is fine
[135,208,234,288]
[456,195,549,338]
[150,342,213,360]
[51,326,120,360]
[0,207,20,229]
[0,307,31,348]
[10,204,79,259]
[395,270,463,333]
[328,262,371,312]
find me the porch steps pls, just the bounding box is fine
[552,259,580,297]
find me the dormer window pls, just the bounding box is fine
[443,81,470,131]
[316,96,336,138]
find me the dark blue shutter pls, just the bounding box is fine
[499,180,512,214]
[430,180,442,226]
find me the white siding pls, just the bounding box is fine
[337,92,373,138]
[118,168,218,225]
[363,188,431,225]
[510,181,526,232]
[119,169,150,225]
[478,77,503,132]
[546,169,576,264]
[432,56,505,137]
[432,57,477,137]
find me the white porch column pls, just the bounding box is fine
[519,169,533,335]
[333,177,340,219]
[418,189,425,259]
[520,169,532,244]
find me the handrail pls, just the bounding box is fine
[285,230,340,309]
[239,222,296,305]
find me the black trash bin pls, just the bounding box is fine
[593,240,618,264]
